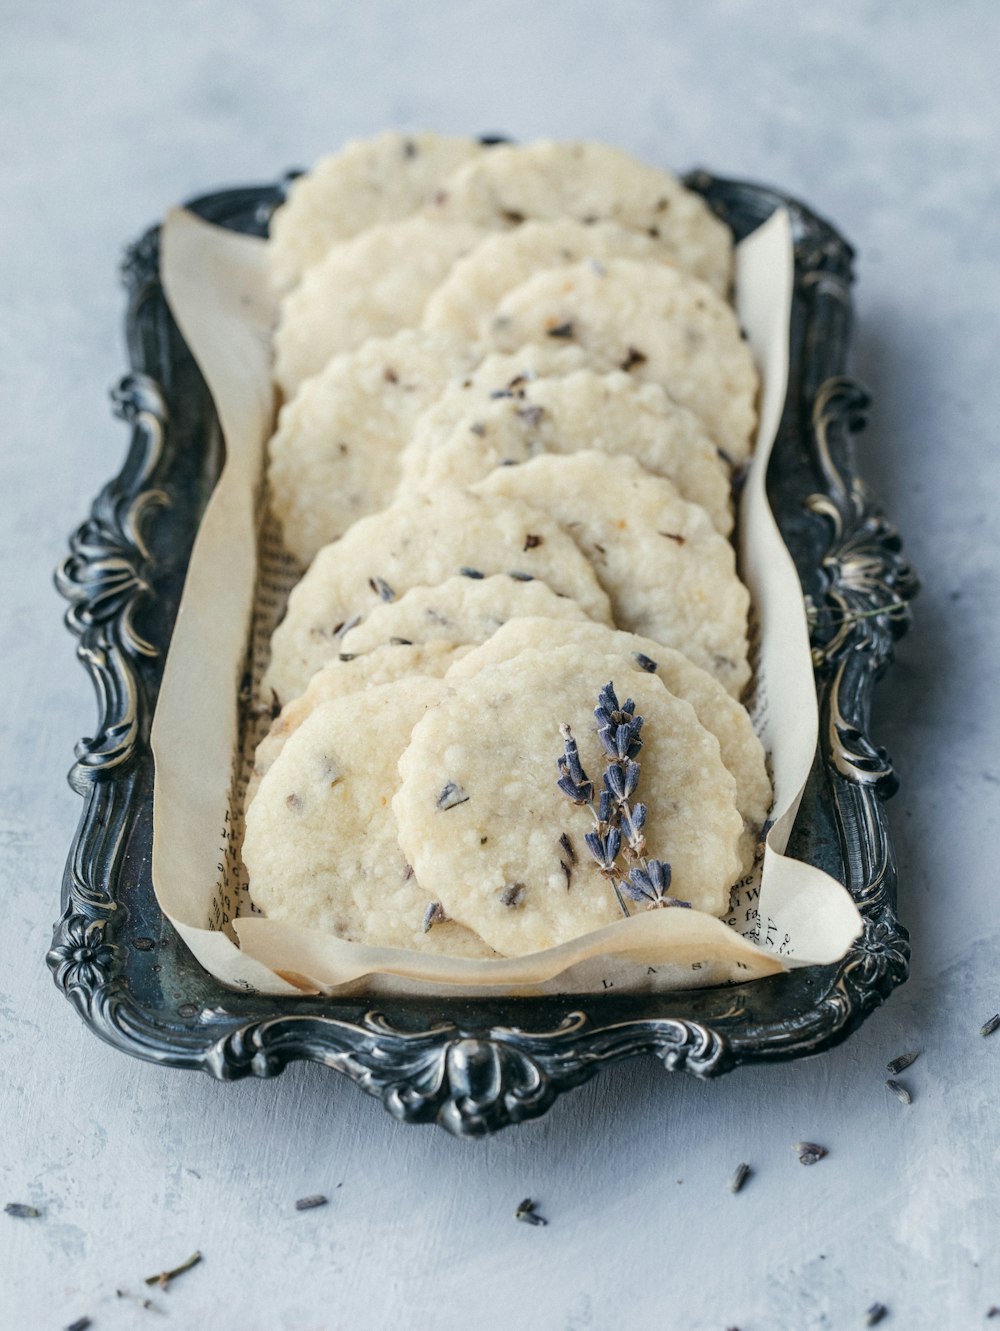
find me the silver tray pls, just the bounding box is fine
[50,171,917,1136]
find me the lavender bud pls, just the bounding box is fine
[647,859,671,892]
[623,761,640,797]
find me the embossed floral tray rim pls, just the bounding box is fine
[50,171,917,1137]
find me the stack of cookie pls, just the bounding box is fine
[242,133,771,961]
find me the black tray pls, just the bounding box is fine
[50,173,917,1136]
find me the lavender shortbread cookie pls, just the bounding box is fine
[393,646,743,956]
[273,216,486,397]
[475,452,750,696]
[428,140,733,295]
[268,329,481,564]
[268,130,486,293]
[397,368,732,534]
[248,641,470,808]
[446,617,770,874]
[421,218,686,342]
[487,258,758,461]
[339,574,593,656]
[244,678,496,957]
[262,488,613,706]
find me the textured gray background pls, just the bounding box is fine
[2,2,999,1328]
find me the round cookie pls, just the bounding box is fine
[397,368,733,534]
[393,646,744,955]
[248,641,469,806]
[268,329,482,564]
[244,678,496,958]
[422,218,686,341]
[428,140,733,295]
[262,487,614,706]
[273,216,486,397]
[487,257,758,461]
[474,452,750,696]
[268,131,486,292]
[446,617,770,873]
[340,574,594,656]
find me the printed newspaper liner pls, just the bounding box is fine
[151,206,862,997]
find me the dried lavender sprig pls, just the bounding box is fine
[556,685,686,916]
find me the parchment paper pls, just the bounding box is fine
[152,205,862,997]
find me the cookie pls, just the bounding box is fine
[244,678,496,957]
[428,140,733,294]
[397,367,733,534]
[339,573,594,656]
[262,487,614,706]
[474,452,750,695]
[268,131,485,292]
[487,258,757,460]
[248,640,469,807]
[422,218,685,341]
[273,216,486,397]
[267,329,481,564]
[393,646,743,955]
[446,617,770,872]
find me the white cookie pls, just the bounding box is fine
[429,140,733,294]
[394,647,743,955]
[268,131,485,292]
[474,452,750,696]
[263,488,614,706]
[248,640,469,807]
[268,329,482,564]
[488,258,758,460]
[397,368,732,534]
[446,617,770,872]
[273,216,486,397]
[244,678,496,957]
[422,218,686,341]
[340,574,594,656]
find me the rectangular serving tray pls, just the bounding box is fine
[51,172,918,1136]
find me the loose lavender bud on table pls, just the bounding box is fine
[885,1079,912,1105]
[794,1142,828,1166]
[728,1163,751,1193]
[295,1194,329,1211]
[515,1198,548,1226]
[886,1050,919,1076]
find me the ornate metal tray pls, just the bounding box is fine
[51,172,917,1137]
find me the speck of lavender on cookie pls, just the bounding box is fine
[422,901,447,932]
[436,781,470,811]
[368,576,396,602]
[556,682,688,916]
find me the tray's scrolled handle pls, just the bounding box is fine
[55,372,169,795]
